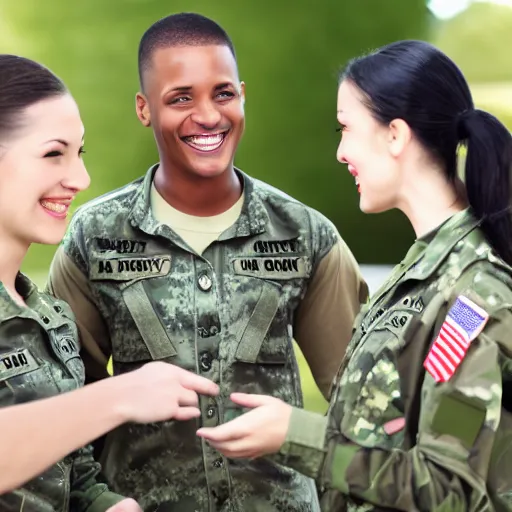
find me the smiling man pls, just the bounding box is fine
[46,12,368,512]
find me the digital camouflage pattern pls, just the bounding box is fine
[48,165,367,511]
[277,209,512,511]
[0,274,123,512]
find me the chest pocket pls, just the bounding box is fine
[89,254,177,365]
[232,281,286,364]
[230,247,311,365]
[0,317,82,405]
[0,347,57,405]
[338,304,423,450]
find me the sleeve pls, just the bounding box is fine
[276,299,511,510]
[294,237,369,399]
[46,246,111,382]
[69,444,125,512]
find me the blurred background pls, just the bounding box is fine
[1,0,511,411]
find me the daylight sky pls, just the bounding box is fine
[429,0,512,18]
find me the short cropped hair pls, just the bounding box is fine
[138,12,236,88]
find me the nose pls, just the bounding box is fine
[190,99,222,129]
[336,139,347,164]
[62,158,91,193]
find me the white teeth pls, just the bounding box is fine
[40,200,67,213]
[184,133,225,152]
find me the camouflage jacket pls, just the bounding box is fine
[276,209,512,511]
[0,273,123,512]
[46,166,368,511]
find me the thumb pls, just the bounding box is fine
[230,393,275,408]
[106,498,142,512]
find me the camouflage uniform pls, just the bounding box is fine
[275,209,512,511]
[46,166,368,511]
[0,273,124,511]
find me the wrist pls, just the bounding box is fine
[95,375,134,425]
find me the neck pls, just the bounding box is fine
[397,164,467,238]
[154,163,242,216]
[0,231,28,293]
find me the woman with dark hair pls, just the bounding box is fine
[197,40,512,511]
[0,54,218,511]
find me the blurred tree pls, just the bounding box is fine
[0,0,427,273]
[433,2,512,83]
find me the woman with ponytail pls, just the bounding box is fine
[197,40,512,511]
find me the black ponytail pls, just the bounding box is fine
[457,109,512,264]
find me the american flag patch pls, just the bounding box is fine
[424,295,489,383]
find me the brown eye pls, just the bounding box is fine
[170,96,191,105]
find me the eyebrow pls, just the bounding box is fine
[44,136,85,146]
[165,82,234,94]
[46,139,69,146]
[168,86,192,93]
[214,82,234,90]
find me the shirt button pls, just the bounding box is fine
[197,273,212,292]
[199,351,212,372]
[212,458,223,468]
[206,406,216,419]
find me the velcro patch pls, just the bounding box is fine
[252,239,299,254]
[90,255,171,281]
[232,256,309,280]
[95,237,147,254]
[431,393,486,448]
[0,349,40,382]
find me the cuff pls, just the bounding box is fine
[273,406,328,479]
[86,491,126,512]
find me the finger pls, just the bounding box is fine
[196,417,248,442]
[207,439,257,459]
[177,387,199,407]
[180,371,220,396]
[173,407,201,421]
[229,393,274,408]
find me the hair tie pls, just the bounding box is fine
[456,108,476,141]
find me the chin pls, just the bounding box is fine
[31,227,67,246]
[359,197,387,214]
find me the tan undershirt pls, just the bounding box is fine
[150,182,244,255]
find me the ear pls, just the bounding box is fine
[240,81,246,107]
[135,92,151,127]
[388,118,411,158]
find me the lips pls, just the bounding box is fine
[182,131,228,152]
[347,164,360,193]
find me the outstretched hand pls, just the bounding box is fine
[197,393,292,459]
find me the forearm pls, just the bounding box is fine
[0,378,126,494]
[277,409,490,511]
